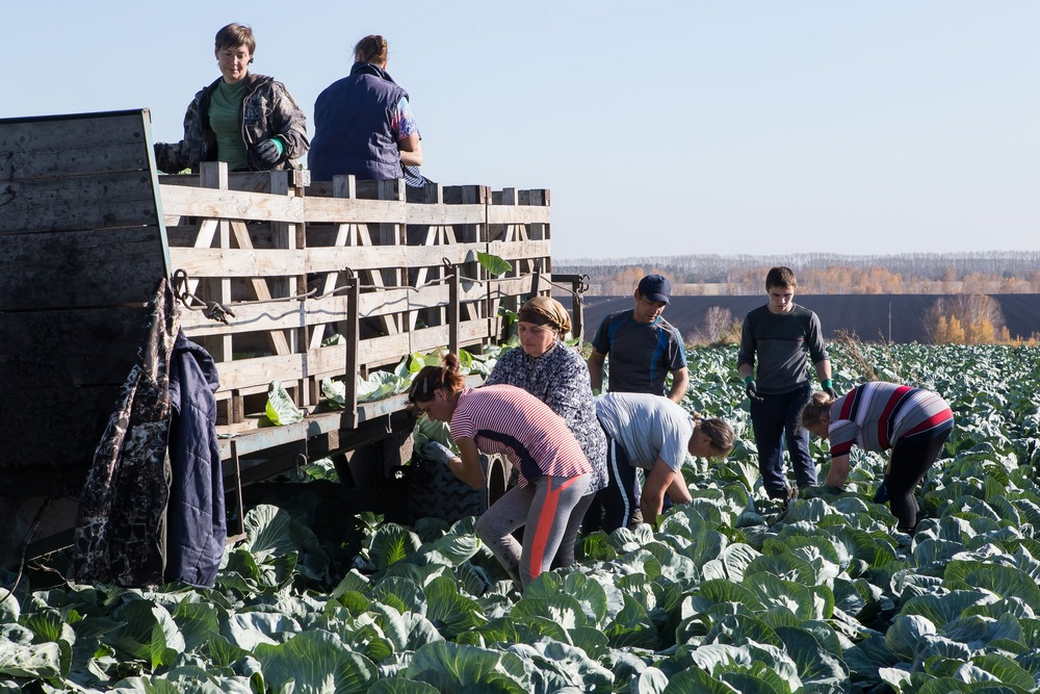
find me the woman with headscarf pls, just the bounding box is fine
[482,296,608,566]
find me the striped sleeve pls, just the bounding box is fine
[450,406,476,442]
[828,420,859,458]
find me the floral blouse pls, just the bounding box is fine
[484,341,608,493]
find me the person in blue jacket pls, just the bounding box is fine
[308,35,426,185]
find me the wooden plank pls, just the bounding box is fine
[487,274,553,298]
[159,184,303,222]
[157,171,300,194]
[342,276,360,427]
[486,205,551,224]
[448,270,460,354]
[488,239,552,260]
[404,204,486,225]
[0,171,159,233]
[169,247,306,277]
[0,112,147,154]
[1,142,149,181]
[298,196,403,224]
[302,197,486,225]
[0,226,166,310]
[306,242,484,273]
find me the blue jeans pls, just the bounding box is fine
[750,384,815,497]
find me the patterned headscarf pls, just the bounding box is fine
[517,295,572,335]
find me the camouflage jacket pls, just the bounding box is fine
[154,73,309,174]
[72,278,179,587]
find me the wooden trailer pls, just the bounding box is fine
[0,108,585,557]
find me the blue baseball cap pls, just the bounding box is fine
[637,274,671,304]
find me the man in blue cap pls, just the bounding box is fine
[587,274,689,403]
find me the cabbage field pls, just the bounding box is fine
[2,343,1040,693]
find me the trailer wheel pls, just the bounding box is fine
[405,453,513,524]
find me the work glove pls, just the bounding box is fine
[821,378,837,400]
[422,441,458,466]
[744,377,762,402]
[254,137,285,168]
[872,479,890,504]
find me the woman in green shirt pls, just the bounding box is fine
[154,23,309,174]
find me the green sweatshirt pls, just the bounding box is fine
[208,78,249,170]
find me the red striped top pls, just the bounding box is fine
[829,381,954,458]
[450,385,591,486]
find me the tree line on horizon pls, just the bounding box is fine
[559,251,1040,283]
[559,254,1040,297]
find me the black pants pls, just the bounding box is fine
[582,435,638,533]
[887,423,952,532]
[750,384,814,497]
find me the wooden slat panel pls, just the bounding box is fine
[0,226,165,310]
[160,184,303,222]
[169,247,306,277]
[488,240,552,260]
[486,205,550,224]
[180,282,487,336]
[0,172,158,233]
[210,318,492,392]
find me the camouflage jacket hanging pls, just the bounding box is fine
[72,278,180,586]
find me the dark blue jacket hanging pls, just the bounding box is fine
[309,62,408,182]
[165,332,225,587]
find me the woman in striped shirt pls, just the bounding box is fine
[801,382,954,533]
[409,354,592,587]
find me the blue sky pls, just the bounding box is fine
[3,1,1037,259]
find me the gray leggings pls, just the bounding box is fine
[475,474,590,587]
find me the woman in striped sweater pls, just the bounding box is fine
[408,354,592,587]
[800,382,954,533]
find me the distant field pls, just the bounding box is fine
[575,294,1040,343]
